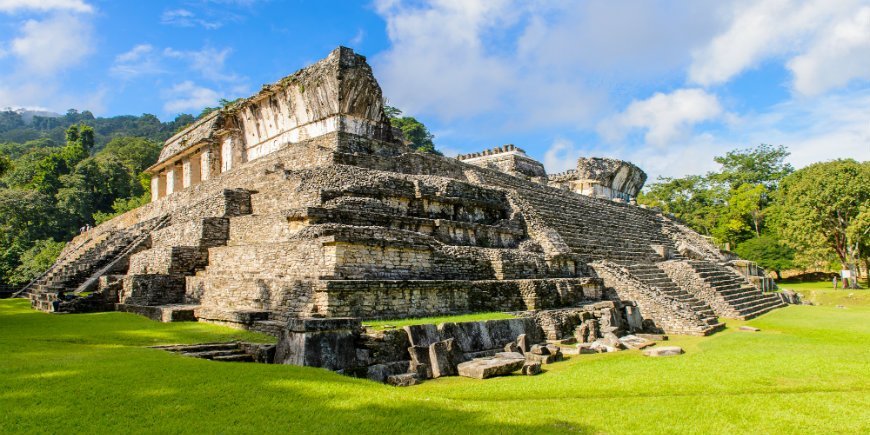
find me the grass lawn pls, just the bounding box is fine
[777,280,870,307]
[1,297,869,434]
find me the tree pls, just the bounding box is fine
[776,160,870,288]
[728,183,767,237]
[0,189,61,286]
[100,136,161,173]
[384,105,439,154]
[8,239,65,286]
[0,155,10,178]
[638,175,726,236]
[734,236,795,279]
[711,144,794,190]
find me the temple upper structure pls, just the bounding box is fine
[456,145,546,181]
[146,46,395,201]
[548,158,647,202]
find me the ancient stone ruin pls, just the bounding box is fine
[18,47,792,383]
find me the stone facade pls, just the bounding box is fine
[22,47,787,378]
[548,157,647,202]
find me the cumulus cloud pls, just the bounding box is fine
[372,1,725,131]
[9,13,94,75]
[788,6,870,96]
[689,0,870,94]
[0,0,93,14]
[162,81,220,113]
[600,88,724,147]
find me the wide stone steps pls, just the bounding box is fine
[685,260,786,320]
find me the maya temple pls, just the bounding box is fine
[16,47,794,383]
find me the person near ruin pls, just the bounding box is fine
[833,276,838,289]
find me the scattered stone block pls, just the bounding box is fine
[550,337,577,345]
[636,333,668,341]
[494,351,525,360]
[558,345,580,355]
[577,343,600,354]
[618,335,655,350]
[530,344,550,355]
[739,326,760,332]
[386,373,420,387]
[408,346,433,378]
[521,362,542,375]
[643,346,684,357]
[428,338,459,378]
[504,341,520,353]
[516,334,529,353]
[525,352,560,364]
[457,357,525,379]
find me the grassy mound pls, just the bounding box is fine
[1,291,868,433]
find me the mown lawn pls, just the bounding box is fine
[1,295,868,434]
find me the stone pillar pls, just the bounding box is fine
[221,138,233,173]
[274,318,360,371]
[150,176,160,202]
[182,157,193,188]
[165,167,176,195]
[173,164,183,192]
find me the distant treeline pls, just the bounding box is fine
[0,109,195,153]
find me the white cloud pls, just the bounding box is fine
[10,13,94,75]
[0,0,93,14]
[164,46,238,82]
[619,89,870,181]
[788,6,870,96]
[110,44,164,79]
[162,81,220,113]
[688,0,869,92]
[543,138,583,174]
[601,88,723,147]
[161,8,222,29]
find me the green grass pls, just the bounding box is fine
[363,311,515,330]
[1,299,869,434]
[777,280,870,307]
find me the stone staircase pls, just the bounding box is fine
[27,216,170,313]
[685,260,785,320]
[592,261,723,336]
[624,263,721,328]
[151,341,275,363]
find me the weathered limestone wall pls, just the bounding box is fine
[457,145,546,181]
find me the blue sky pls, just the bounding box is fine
[0,0,868,179]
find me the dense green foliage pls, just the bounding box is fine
[1,294,868,433]
[640,145,868,283]
[0,119,167,287]
[0,109,192,151]
[733,235,795,278]
[385,106,439,154]
[776,160,870,287]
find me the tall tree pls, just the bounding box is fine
[776,160,870,288]
[711,144,794,190]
